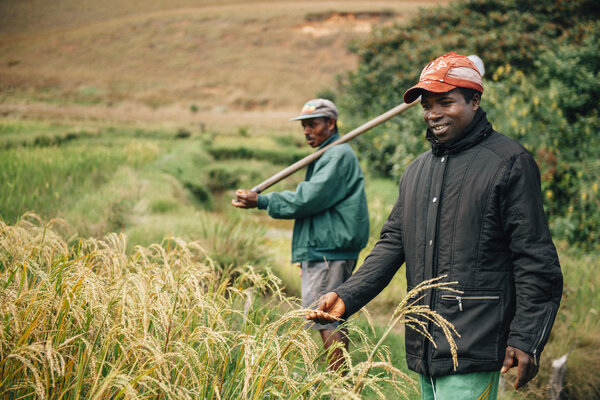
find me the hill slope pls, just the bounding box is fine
[0,0,447,123]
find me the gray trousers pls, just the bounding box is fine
[301,259,356,330]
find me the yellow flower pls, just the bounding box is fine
[545,190,553,199]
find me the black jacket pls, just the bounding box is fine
[336,109,563,376]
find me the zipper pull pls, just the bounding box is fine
[457,296,463,312]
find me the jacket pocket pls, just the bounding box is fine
[404,285,432,359]
[432,291,503,362]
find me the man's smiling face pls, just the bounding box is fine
[421,89,480,142]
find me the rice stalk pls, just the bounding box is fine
[0,215,459,399]
[352,276,461,395]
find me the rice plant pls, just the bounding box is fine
[0,214,457,399]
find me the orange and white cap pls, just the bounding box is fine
[403,52,484,104]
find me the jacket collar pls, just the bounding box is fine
[426,108,493,156]
[318,132,340,149]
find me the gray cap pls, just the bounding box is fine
[290,98,338,121]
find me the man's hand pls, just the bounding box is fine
[305,292,346,324]
[501,345,539,390]
[232,189,258,208]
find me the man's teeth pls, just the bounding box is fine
[433,124,449,131]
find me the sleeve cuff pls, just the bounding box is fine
[257,194,269,210]
[334,289,353,320]
[506,338,533,355]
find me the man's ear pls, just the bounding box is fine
[471,92,481,110]
[327,117,336,133]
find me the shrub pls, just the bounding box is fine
[207,145,310,165]
[337,0,600,249]
[340,0,599,118]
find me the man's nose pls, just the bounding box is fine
[427,106,443,121]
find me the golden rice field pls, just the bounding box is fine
[0,214,464,399]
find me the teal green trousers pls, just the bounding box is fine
[419,371,500,400]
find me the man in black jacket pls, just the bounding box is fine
[306,52,563,399]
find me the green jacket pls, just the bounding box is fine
[257,134,369,262]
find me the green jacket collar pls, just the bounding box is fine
[318,133,340,149]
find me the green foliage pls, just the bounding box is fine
[339,0,600,249]
[535,25,600,123]
[154,141,213,205]
[341,0,599,116]
[0,145,129,224]
[237,125,250,137]
[207,144,310,165]
[0,120,98,149]
[204,160,281,191]
[352,113,427,179]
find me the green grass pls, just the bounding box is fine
[0,145,128,223]
[0,119,98,149]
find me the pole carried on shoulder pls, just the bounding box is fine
[251,99,420,193]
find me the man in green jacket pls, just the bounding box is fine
[232,98,370,372]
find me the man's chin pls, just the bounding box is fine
[433,131,455,142]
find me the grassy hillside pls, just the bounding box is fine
[0,0,447,115]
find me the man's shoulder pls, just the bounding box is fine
[481,131,532,161]
[325,142,355,156]
[406,149,433,169]
[320,142,359,164]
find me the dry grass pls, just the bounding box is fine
[0,0,448,119]
[0,213,457,399]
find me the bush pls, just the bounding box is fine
[207,145,310,165]
[340,0,599,118]
[337,0,600,249]
[204,160,281,192]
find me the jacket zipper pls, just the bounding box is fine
[440,295,501,312]
[531,309,552,367]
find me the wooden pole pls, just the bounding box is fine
[251,99,420,193]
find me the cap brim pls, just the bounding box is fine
[289,113,329,121]
[403,81,457,103]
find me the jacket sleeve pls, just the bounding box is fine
[500,152,563,360]
[258,152,353,219]
[334,188,406,317]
